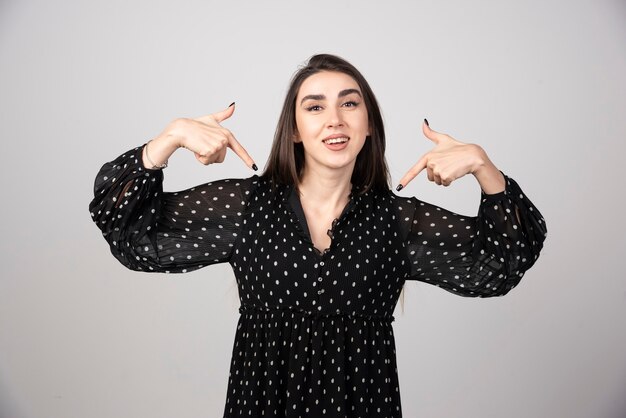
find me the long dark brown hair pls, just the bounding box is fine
[262,54,390,193]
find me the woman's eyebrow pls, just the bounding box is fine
[300,94,325,105]
[338,88,362,98]
[300,89,362,105]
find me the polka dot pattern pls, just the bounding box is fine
[90,146,547,417]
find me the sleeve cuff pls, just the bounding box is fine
[480,172,509,203]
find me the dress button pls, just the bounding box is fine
[317,289,324,295]
[320,261,324,266]
[317,277,323,282]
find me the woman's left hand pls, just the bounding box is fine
[397,120,505,194]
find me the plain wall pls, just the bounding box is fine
[1,0,625,417]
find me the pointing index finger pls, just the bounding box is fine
[397,154,428,191]
[227,134,258,171]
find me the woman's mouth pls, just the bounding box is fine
[322,136,350,151]
[322,136,349,145]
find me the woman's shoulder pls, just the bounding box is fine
[367,187,418,208]
[355,188,419,225]
[239,175,293,207]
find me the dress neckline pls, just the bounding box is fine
[285,185,357,256]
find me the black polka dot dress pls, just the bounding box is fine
[90,146,547,417]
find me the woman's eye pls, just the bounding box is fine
[306,105,322,111]
[342,101,359,108]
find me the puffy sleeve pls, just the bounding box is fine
[88,145,258,273]
[397,175,547,297]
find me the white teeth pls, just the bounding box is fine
[324,137,349,144]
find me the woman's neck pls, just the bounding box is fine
[297,165,352,210]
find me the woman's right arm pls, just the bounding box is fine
[88,104,258,273]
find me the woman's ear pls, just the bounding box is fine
[292,132,302,143]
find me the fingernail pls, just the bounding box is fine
[252,163,258,171]
[424,118,429,127]
[229,102,235,107]
[396,184,403,191]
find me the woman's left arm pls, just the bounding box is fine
[396,120,547,297]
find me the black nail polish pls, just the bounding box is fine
[396,184,403,192]
[424,118,429,127]
[229,102,235,107]
[252,163,258,171]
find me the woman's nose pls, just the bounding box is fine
[326,107,344,128]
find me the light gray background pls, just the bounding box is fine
[1,0,625,417]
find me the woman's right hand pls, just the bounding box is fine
[143,103,257,170]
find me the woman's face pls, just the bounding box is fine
[294,71,369,176]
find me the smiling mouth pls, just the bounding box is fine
[323,136,350,144]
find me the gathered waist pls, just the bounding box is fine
[238,303,395,324]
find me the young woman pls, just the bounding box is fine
[89,54,546,417]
